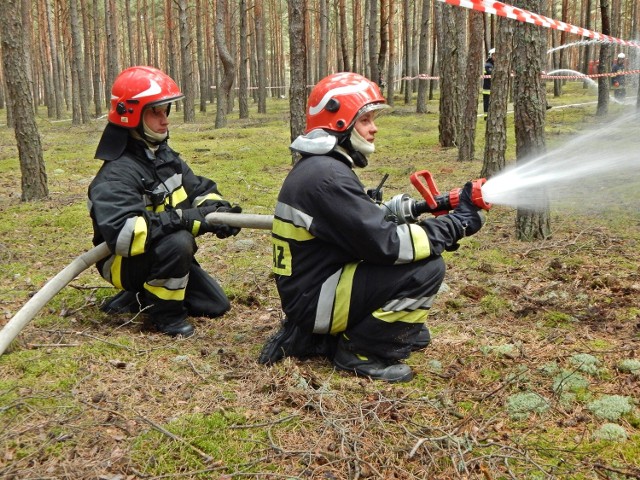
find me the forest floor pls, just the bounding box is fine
[1,87,640,479]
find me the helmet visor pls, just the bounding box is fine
[349,102,391,129]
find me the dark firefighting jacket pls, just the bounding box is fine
[482,57,494,94]
[611,62,625,87]
[272,151,465,325]
[88,135,227,258]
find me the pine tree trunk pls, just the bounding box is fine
[386,0,396,107]
[596,0,611,117]
[436,2,458,147]
[288,0,307,161]
[513,0,550,241]
[481,17,513,178]
[0,0,48,201]
[416,0,430,113]
[238,0,249,118]
[215,0,234,128]
[457,11,483,162]
[178,0,195,122]
[255,0,267,114]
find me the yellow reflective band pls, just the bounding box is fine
[195,192,223,207]
[170,187,188,207]
[130,216,148,256]
[409,224,431,260]
[272,218,314,241]
[144,282,186,301]
[372,308,427,324]
[330,262,359,334]
[110,256,124,290]
[192,220,201,236]
[272,237,292,276]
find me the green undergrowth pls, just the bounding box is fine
[130,411,270,477]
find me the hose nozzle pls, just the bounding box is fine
[410,170,492,216]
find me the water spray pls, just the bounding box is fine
[480,110,640,212]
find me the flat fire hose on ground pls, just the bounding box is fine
[0,212,274,356]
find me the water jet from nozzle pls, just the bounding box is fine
[480,111,640,214]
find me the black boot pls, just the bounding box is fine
[101,290,142,314]
[411,324,431,351]
[154,317,195,338]
[258,318,338,365]
[332,338,413,383]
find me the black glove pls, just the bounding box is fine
[179,204,221,236]
[210,204,243,238]
[448,181,485,237]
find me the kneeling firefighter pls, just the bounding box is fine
[89,66,242,337]
[258,72,485,382]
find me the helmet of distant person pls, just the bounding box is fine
[489,48,495,56]
[108,66,184,129]
[304,72,390,135]
[618,53,626,59]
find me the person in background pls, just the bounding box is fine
[611,53,626,100]
[482,48,495,120]
[89,66,242,337]
[258,72,485,382]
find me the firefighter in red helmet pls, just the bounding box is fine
[258,72,485,382]
[89,66,242,337]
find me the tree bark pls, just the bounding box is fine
[92,0,103,115]
[352,1,362,73]
[69,0,91,124]
[196,0,208,113]
[178,0,196,122]
[377,0,388,88]
[318,0,329,79]
[457,10,483,162]
[402,0,413,104]
[436,2,458,147]
[0,0,48,201]
[596,0,611,117]
[482,16,513,178]
[288,0,308,161]
[45,0,64,119]
[368,0,379,84]
[254,0,268,113]
[386,0,396,106]
[105,0,120,108]
[513,0,550,241]
[416,0,431,113]
[215,0,235,128]
[239,0,249,118]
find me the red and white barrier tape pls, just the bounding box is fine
[437,0,640,48]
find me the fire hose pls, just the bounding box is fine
[0,212,273,356]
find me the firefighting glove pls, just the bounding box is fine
[179,204,222,236]
[209,204,243,239]
[448,181,485,237]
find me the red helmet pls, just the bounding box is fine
[305,72,389,134]
[108,66,184,128]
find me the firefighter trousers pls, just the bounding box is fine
[308,255,446,361]
[98,230,230,326]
